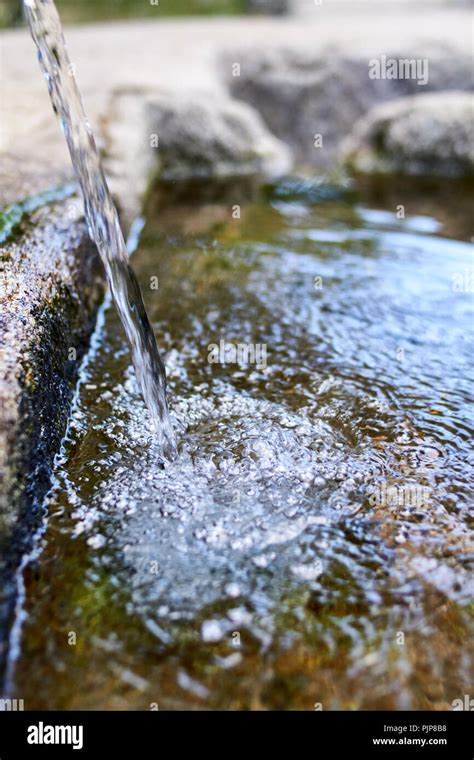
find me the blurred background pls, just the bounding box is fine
[1,0,286,27]
[0,0,466,28]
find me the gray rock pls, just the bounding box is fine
[0,159,104,671]
[343,92,474,177]
[225,44,473,167]
[104,89,292,212]
[145,92,292,182]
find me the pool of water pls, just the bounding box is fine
[7,176,474,710]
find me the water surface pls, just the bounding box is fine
[9,177,474,710]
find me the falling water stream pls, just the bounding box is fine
[23,0,176,458]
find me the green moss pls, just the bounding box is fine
[54,0,246,24]
[0,184,77,245]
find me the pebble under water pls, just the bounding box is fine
[7,177,474,709]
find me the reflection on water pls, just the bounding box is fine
[8,177,474,709]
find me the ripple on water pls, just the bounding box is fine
[10,184,474,710]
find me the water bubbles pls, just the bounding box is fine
[87,534,107,549]
[201,620,225,643]
[291,563,323,582]
[214,652,242,669]
[176,671,210,700]
[225,582,241,598]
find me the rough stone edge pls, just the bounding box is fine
[341,91,474,178]
[0,194,104,681]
